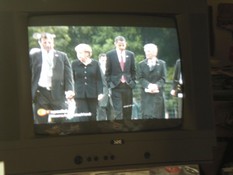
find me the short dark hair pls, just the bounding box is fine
[98,53,106,58]
[114,36,126,43]
[40,33,56,40]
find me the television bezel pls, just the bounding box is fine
[0,0,216,174]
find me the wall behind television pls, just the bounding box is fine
[208,0,233,66]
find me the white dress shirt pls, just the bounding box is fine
[38,49,54,89]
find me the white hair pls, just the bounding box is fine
[144,43,158,52]
[75,43,92,56]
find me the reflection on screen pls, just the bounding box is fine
[28,24,183,135]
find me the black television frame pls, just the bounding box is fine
[0,0,216,174]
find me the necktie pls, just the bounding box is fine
[120,53,124,71]
[120,53,126,83]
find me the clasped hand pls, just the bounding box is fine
[65,90,75,99]
[98,94,104,101]
[147,83,159,93]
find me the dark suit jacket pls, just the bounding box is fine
[30,49,74,101]
[98,69,109,107]
[105,49,136,88]
[137,59,166,92]
[172,59,181,90]
[72,59,103,99]
[137,58,167,118]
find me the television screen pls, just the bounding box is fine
[28,14,183,135]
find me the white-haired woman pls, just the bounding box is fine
[137,43,167,119]
[72,43,103,121]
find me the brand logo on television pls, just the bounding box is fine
[111,139,125,145]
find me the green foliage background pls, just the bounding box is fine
[28,26,180,74]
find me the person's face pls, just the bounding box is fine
[77,49,91,62]
[144,48,157,59]
[40,37,54,52]
[115,40,127,51]
[99,56,107,64]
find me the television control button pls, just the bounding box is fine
[103,155,109,160]
[93,156,99,161]
[74,155,83,164]
[144,152,151,159]
[110,155,115,160]
[87,157,92,162]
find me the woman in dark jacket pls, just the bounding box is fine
[137,43,167,119]
[72,43,103,121]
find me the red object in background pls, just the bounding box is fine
[217,3,233,32]
[165,166,181,174]
[229,46,233,62]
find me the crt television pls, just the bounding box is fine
[0,0,216,174]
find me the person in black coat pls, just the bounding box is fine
[105,36,136,120]
[137,43,167,119]
[96,53,114,121]
[170,59,183,118]
[72,43,103,121]
[170,59,183,97]
[30,33,74,124]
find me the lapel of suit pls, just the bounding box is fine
[147,59,159,72]
[114,50,122,70]
[124,51,130,70]
[35,51,42,61]
[36,51,43,71]
[53,51,59,67]
[51,51,60,83]
[142,59,151,74]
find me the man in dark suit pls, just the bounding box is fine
[30,33,74,124]
[170,59,183,118]
[170,59,183,97]
[105,36,136,120]
[97,53,112,121]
